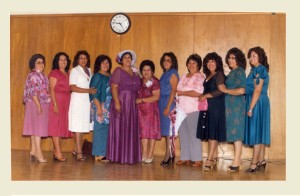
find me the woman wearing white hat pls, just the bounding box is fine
[106,50,142,164]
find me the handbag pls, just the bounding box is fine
[198,100,208,111]
[82,139,93,155]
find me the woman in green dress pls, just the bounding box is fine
[219,47,246,171]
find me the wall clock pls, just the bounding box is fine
[110,13,131,34]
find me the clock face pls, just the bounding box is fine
[110,13,131,34]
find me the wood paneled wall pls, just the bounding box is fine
[10,13,286,159]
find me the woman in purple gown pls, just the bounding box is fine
[106,50,142,164]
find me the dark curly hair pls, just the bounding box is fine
[94,55,112,74]
[52,52,71,72]
[247,46,269,72]
[160,52,178,72]
[225,47,246,70]
[29,53,45,70]
[73,50,90,68]
[186,53,202,71]
[202,52,224,76]
[139,59,155,74]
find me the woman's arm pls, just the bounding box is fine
[247,79,264,117]
[49,77,59,113]
[111,83,121,112]
[218,84,245,95]
[32,95,42,114]
[163,74,178,116]
[177,90,201,97]
[70,85,96,94]
[136,89,160,104]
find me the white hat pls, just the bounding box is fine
[116,50,137,66]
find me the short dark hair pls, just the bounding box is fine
[73,50,90,68]
[120,52,132,65]
[29,53,45,70]
[225,47,246,70]
[247,46,270,72]
[160,52,178,72]
[52,52,71,72]
[186,53,202,71]
[202,52,224,76]
[94,55,112,74]
[139,59,155,74]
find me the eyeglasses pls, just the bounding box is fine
[163,59,172,63]
[35,61,44,65]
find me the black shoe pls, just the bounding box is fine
[160,156,174,166]
[259,160,267,171]
[227,165,241,172]
[245,162,260,173]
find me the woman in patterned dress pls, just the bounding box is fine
[218,48,247,171]
[23,54,50,163]
[136,60,161,164]
[89,55,112,161]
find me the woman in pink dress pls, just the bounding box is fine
[136,60,161,164]
[48,52,73,162]
[23,54,50,163]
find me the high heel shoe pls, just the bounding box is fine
[204,159,216,172]
[53,154,67,162]
[227,165,241,172]
[30,153,35,161]
[145,157,154,164]
[34,155,47,163]
[72,150,77,157]
[245,162,260,173]
[76,152,85,161]
[160,156,174,166]
[259,160,267,171]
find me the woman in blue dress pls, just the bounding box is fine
[159,52,179,166]
[89,55,112,161]
[244,46,270,172]
[219,48,246,171]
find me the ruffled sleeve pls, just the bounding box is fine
[193,72,205,94]
[252,65,268,85]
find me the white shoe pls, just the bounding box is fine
[142,157,147,162]
[145,157,153,164]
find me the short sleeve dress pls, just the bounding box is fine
[68,66,92,133]
[137,76,161,140]
[48,69,73,137]
[224,67,246,142]
[244,65,270,145]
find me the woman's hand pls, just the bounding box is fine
[218,84,227,93]
[163,106,170,116]
[53,104,59,114]
[136,98,143,104]
[198,94,207,101]
[89,87,97,94]
[177,90,183,96]
[97,105,103,117]
[247,110,253,117]
[115,102,121,112]
[37,104,42,114]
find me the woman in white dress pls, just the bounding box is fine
[69,50,96,161]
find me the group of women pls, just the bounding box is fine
[22,46,270,173]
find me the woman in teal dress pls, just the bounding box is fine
[89,55,112,161]
[244,46,270,172]
[219,47,246,171]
